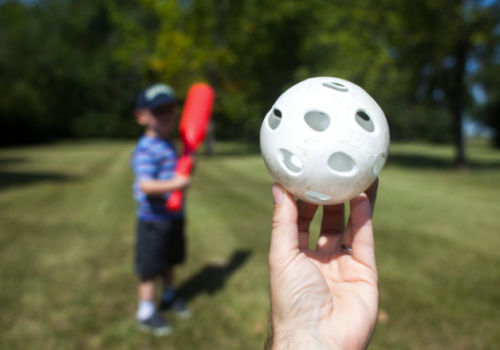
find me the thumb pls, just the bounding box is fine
[270,183,299,262]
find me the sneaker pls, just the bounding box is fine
[160,297,192,319]
[137,311,172,336]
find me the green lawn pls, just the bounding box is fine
[0,140,499,350]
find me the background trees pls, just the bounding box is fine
[1,0,499,164]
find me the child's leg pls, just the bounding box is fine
[163,266,175,287]
[139,278,156,301]
[161,267,176,304]
[160,266,190,318]
[137,277,156,321]
[161,218,184,304]
[135,220,171,320]
[136,276,171,334]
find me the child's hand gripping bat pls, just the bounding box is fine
[167,83,215,212]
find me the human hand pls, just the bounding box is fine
[267,180,379,350]
[174,174,191,191]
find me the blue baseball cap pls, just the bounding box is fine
[136,83,177,109]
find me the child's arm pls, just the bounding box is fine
[139,175,190,196]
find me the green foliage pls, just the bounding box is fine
[474,46,500,148]
[0,0,144,144]
[0,0,499,146]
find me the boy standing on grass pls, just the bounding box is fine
[131,83,192,336]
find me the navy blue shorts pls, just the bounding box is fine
[135,219,186,279]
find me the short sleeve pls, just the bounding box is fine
[132,150,158,182]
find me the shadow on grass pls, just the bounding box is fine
[177,250,252,302]
[0,157,76,191]
[0,171,76,191]
[0,157,26,165]
[388,154,500,170]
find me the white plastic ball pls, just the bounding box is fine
[260,77,390,205]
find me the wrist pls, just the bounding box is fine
[270,325,341,350]
[271,334,329,350]
[176,175,190,189]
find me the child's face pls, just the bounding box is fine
[135,104,178,138]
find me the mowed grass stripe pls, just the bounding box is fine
[0,140,499,350]
[0,143,137,349]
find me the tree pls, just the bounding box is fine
[476,62,500,148]
[0,0,151,144]
[2,0,499,153]
[374,0,500,167]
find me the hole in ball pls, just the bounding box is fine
[304,191,331,203]
[280,149,303,173]
[304,110,330,132]
[322,81,348,92]
[355,110,375,132]
[268,108,282,130]
[328,152,355,173]
[373,153,386,176]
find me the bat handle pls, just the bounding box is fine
[166,155,194,212]
[167,191,183,212]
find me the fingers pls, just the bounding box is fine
[347,193,377,271]
[365,178,379,213]
[270,184,300,261]
[343,178,379,247]
[269,179,378,266]
[297,200,318,250]
[316,203,345,253]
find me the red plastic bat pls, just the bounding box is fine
[167,83,215,212]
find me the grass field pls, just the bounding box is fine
[0,140,499,350]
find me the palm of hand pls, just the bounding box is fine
[270,181,379,350]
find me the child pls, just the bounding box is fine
[131,83,191,336]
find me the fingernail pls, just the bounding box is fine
[272,183,283,205]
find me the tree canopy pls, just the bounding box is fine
[1,0,499,164]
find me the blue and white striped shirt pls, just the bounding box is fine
[131,135,184,222]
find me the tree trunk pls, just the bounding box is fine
[447,37,468,169]
[450,102,466,168]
